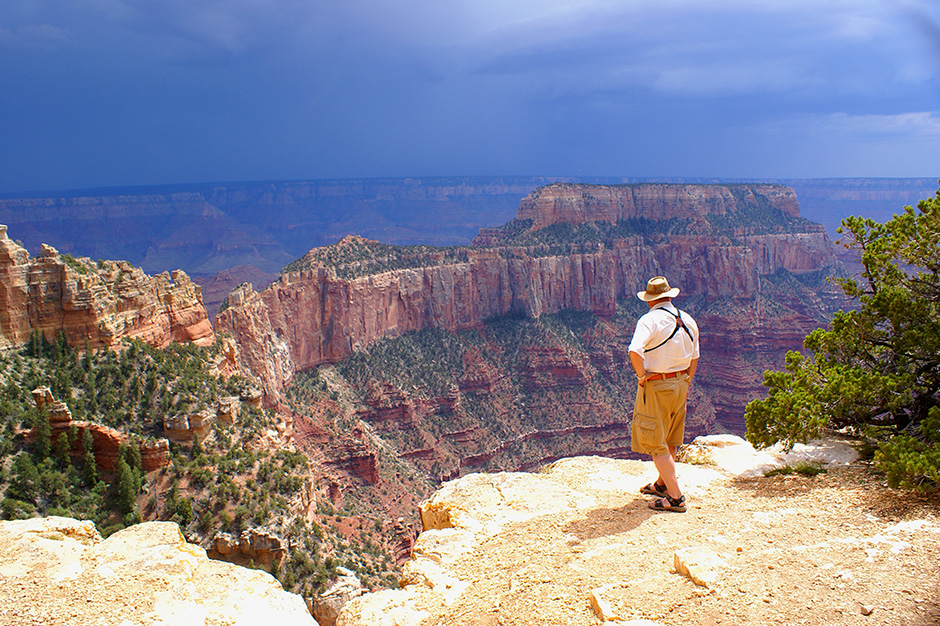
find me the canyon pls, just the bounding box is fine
[0,180,855,510]
[0,179,932,624]
[218,182,848,478]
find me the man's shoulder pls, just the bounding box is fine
[646,303,678,318]
[637,308,664,324]
[651,304,698,327]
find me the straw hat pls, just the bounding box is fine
[637,276,680,301]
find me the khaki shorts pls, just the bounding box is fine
[630,374,689,457]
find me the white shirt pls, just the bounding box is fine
[628,302,700,374]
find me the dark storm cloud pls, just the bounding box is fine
[0,0,938,192]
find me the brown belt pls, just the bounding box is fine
[646,370,687,382]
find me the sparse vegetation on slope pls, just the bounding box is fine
[0,332,402,602]
[283,235,473,279]
[324,301,714,481]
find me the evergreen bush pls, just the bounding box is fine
[746,186,940,490]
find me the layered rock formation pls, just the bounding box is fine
[0,517,315,625]
[209,527,287,569]
[511,182,800,229]
[162,395,242,441]
[0,225,215,351]
[217,183,844,435]
[313,567,367,626]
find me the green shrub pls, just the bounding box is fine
[764,461,827,478]
[746,186,940,491]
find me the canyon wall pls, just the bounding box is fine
[216,183,845,438]
[514,182,800,228]
[1,177,927,323]
[219,231,832,370]
[0,225,215,351]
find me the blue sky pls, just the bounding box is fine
[1,0,939,193]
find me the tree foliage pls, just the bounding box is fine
[746,185,940,490]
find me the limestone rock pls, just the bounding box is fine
[163,407,215,441]
[590,584,625,622]
[217,395,241,423]
[335,588,429,626]
[0,516,99,582]
[209,528,286,569]
[31,386,72,425]
[680,434,860,477]
[0,517,314,625]
[241,386,264,408]
[313,567,366,626]
[590,586,665,624]
[419,471,597,535]
[334,441,940,626]
[673,546,728,588]
[161,396,244,441]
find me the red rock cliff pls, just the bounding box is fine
[0,225,215,351]
[513,182,800,229]
[215,183,841,412]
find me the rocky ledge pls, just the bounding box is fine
[0,517,315,626]
[338,436,940,626]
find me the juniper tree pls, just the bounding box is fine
[32,409,51,460]
[81,429,98,487]
[746,185,940,490]
[115,455,138,514]
[54,432,71,468]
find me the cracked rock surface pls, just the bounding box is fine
[339,436,940,626]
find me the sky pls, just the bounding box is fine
[1,0,939,193]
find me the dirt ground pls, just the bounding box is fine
[416,463,940,626]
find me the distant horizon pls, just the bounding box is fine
[2,174,938,199]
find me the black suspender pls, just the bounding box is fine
[644,308,694,353]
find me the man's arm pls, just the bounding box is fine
[630,350,648,385]
[686,357,698,383]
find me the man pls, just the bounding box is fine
[628,276,699,513]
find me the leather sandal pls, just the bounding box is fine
[640,481,668,498]
[649,494,687,513]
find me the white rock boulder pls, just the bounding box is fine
[0,516,315,626]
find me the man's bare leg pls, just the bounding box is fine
[652,451,682,500]
[653,445,680,491]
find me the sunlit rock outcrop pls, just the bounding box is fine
[337,437,939,626]
[0,225,215,351]
[0,517,315,625]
